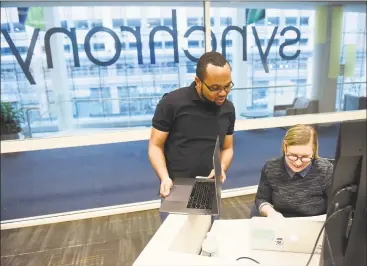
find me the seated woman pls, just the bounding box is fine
[253,124,333,218]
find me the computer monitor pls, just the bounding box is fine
[320,119,366,266]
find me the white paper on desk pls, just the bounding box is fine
[285,214,327,222]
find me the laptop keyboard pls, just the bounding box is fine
[187,181,215,210]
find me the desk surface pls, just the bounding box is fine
[210,216,325,266]
[133,214,326,266]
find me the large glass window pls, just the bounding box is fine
[1,2,366,140]
[1,3,204,138]
[210,3,366,120]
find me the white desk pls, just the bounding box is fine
[209,216,326,266]
[133,214,326,266]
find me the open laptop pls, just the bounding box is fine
[159,136,222,216]
[250,217,324,254]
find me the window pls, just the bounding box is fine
[162,83,178,92]
[13,23,25,32]
[91,20,103,28]
[220,17,232,26]
[118,86,130,97]
[299,61,307,69]
[300,17,309,26]
[252,81,269,109]
[210,17,215,26]
[93,43,105,51]
[112,19,124,28]
[285,17,297,25]
[127,19,141,27]
[255,19,265,25]
[1,4,364,141]
[18,47,28,54]
[299,38,308,45]
[154,41,163,49]
[116,63,125,75]
[188,40,200,48]
[285,39,300,46]
[267,17,280,25]
[147,18,161,27]
[60,20,68,28]
[1,23,10,32]
[187,17,200,26]
[1,47,12,55]
[186,62,196,73]
[3,46,28,54]
[74,20,88,29]
[224,39,232,47]
[163,18,172,26]
[1,65,17,81]
[78,44,85,51]
[90,87,111,98]
[165,41,173,49]
[292,78,307,84]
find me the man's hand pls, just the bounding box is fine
[160,176,173,198]
[208,165,226,183]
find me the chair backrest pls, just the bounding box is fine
[325,158,335,167]
[344,94,360,111]
[293,98,310,109]
[343,94,366,111]
[360,96,367,109]
[308,100,319,113]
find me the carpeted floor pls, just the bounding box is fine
[1,195,255,266]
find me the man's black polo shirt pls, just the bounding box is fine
[152,81,236,179]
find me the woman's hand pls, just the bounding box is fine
[267,209,284,219]
[260,204,284,218]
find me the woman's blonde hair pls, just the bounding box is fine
[282,124,319,159]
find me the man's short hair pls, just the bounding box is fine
[196,51,230,80]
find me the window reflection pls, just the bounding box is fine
[0,3,366,139]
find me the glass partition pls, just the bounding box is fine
[210,2,366,120]
[1,3,204,139]
[0,122,340,220]
[1,2,366,140]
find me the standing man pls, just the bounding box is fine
[148,51,235,207]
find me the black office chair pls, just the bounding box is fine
[249,204,261,218]
[326,158,335,166]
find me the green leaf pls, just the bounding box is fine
[26,7,45,30]
[246,9,266,25]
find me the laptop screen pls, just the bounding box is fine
[213,136,222,212]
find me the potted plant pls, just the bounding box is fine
[1,101,23,141]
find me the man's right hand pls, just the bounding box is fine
[160,176,173,198]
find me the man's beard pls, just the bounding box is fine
[200,87,224,109]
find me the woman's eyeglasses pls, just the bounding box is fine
[286,153,313,163]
